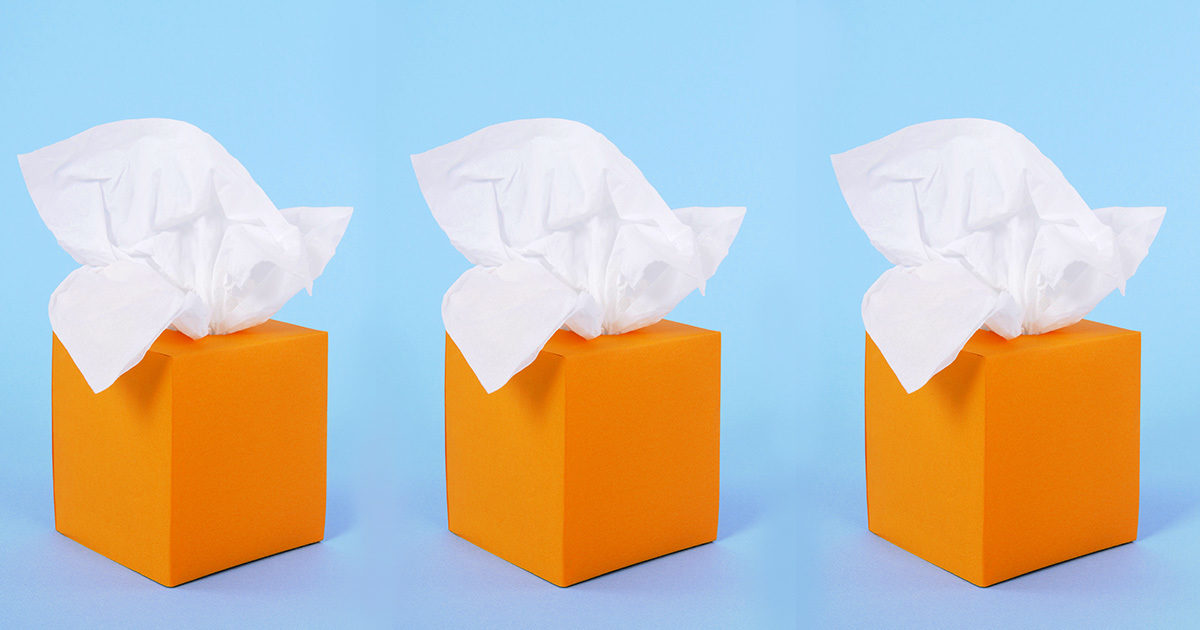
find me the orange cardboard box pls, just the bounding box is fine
[52,320,327,587]
[445,320,720,586]
[865,319,1140,586]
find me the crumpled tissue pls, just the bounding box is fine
[413,118,744,393]
[20,118,352,393]
[832,118,1164,393]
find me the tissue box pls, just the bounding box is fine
[865,319,1139,586]
[52,320,327,587]
[445,320,720,586]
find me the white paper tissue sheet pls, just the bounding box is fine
[20,118,352,393]
[832,118,1164,393]
[413,118,744,393]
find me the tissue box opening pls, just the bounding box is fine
[445,320,720,587]
[865,320,1140,587]
[52,320,327,587]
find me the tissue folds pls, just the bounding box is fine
[445,320,720,586]
[865,320,1139,586]
[414,118,744,393]
[52,321,326,587]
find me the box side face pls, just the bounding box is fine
[865,335,986,584]
[52,335,173,584]
[168,330,328,585]
[562,330,721,585]
[983,331,1140,585]
[445,336,567,585]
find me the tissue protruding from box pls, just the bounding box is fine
[20,119,351,392]
[413,118,743,393]
[832,118,1163,392]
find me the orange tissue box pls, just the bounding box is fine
[445,319,720,587]
[52,320,327,587]
[865,319,1140,586]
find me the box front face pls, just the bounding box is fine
[865,335,987,584]
[52,336,174,583]
[168,329,328,585]
[866,322,1141,586]
[562,328,721,584]
[983,330,1140,584]
[445,336,567,583]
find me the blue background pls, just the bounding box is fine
[2,1,1198,628]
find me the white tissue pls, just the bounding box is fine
[413,118,744,393]
[19,118,352,393]
[832,118,1164,393]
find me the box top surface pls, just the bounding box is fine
[147,320,324,357]
[962,319,1137,357]
[540,319,717,358]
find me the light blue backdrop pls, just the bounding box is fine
[0,1,800,627]
[3,1,1198,627]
